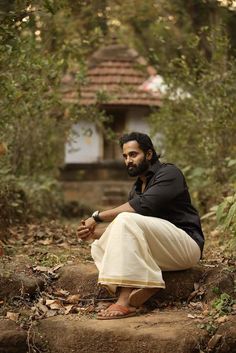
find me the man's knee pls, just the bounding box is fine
[114,212,132,223]
[114,212,144,225]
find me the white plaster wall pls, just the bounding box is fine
[125,109,163,155]
[65,121,102,163]
[125,109,150,134]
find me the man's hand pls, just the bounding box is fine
[77,217,96,241]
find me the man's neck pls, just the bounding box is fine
[139,175,147,183]
[139,175,147,193]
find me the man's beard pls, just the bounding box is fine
[126,157,149,177]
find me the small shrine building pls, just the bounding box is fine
[61,41,162,208]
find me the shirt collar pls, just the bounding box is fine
[134,160,162,189]
[145,159,162,177]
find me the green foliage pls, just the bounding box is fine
[1,0,236,227]
[0,1,108,224]
[149,26,236,212]
[0,173,64,228]
[212,293,235,316]
[212,287,221,295]
[0,2,71,177]
[0,175,28,228]
[198,321,217,335]
[104,0,236,72]
[216,192,236,249]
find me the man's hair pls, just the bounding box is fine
[119,132,160,164]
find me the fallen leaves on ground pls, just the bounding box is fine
[30,290,97,319]
[3,221,80,248]
[32,263,64,279]
[66,294,81,304]
[6,311,20,321]
[187,283,206,302]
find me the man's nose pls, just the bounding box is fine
[126,156,133,164]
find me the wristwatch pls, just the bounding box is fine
[92,210,103,223]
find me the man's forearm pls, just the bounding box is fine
[98,202,135,222]
[77,202,135,241]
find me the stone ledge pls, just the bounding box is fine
[35,310,209,353]
[55,263,235,303]
[0,272,45,300]
[0,320,27,353]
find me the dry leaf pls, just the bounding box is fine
[208,334,222,350]
[53,289,70,297]
[6,312,19,321]
[188,301,203,311]
[45,310,58,318]
[46,299,63,310]
[187,314,196,319]
[66,294,81,304]
[64,305,74,315]
[38,239,53,246]
[36,303,49,314]
[33,266,49,273]
[203,310,210,316]
[52,264,63,272]
[216,316,229,324]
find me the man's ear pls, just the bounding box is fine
[146,149,153,161]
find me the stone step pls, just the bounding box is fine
[1,312,235,353]
[0,262,236,353]
[0,320,27,353]
[102,187,128,206]
[54,264,206,302]
[34,310,209,353]
[103,188,127,197]
[0,272,45,300]
[101,196,128,206]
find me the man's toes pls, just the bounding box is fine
[110,310,120,317]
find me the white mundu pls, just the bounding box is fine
[91,212,201,295]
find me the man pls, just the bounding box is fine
[77,132,204,320]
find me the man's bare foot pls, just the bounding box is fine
[97,287,136,319]
[129,288,159,307]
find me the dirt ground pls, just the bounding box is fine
[0,220,235,353]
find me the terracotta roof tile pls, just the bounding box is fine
[62,44,161,107]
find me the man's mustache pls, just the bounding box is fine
[127,164,137,169]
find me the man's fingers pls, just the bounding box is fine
[78,232,90,239]
[77,228,95,240]
[78,231,93,240]
[77,228,90,236]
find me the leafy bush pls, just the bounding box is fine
[150,28,236,210]
[212,293,235,316]
[0,177,28,229]
[216,192,236,249]
[0,173,64,229]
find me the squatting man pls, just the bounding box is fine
[77,132,204,320]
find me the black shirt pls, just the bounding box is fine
[128,160,204,253]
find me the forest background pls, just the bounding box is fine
[0,0,236,251]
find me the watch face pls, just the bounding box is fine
[92,210,101,222]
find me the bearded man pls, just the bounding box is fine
[77,132,204,319]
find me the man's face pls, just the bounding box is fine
[122,141,150,177]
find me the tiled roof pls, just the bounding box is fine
[61,44,162,107]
